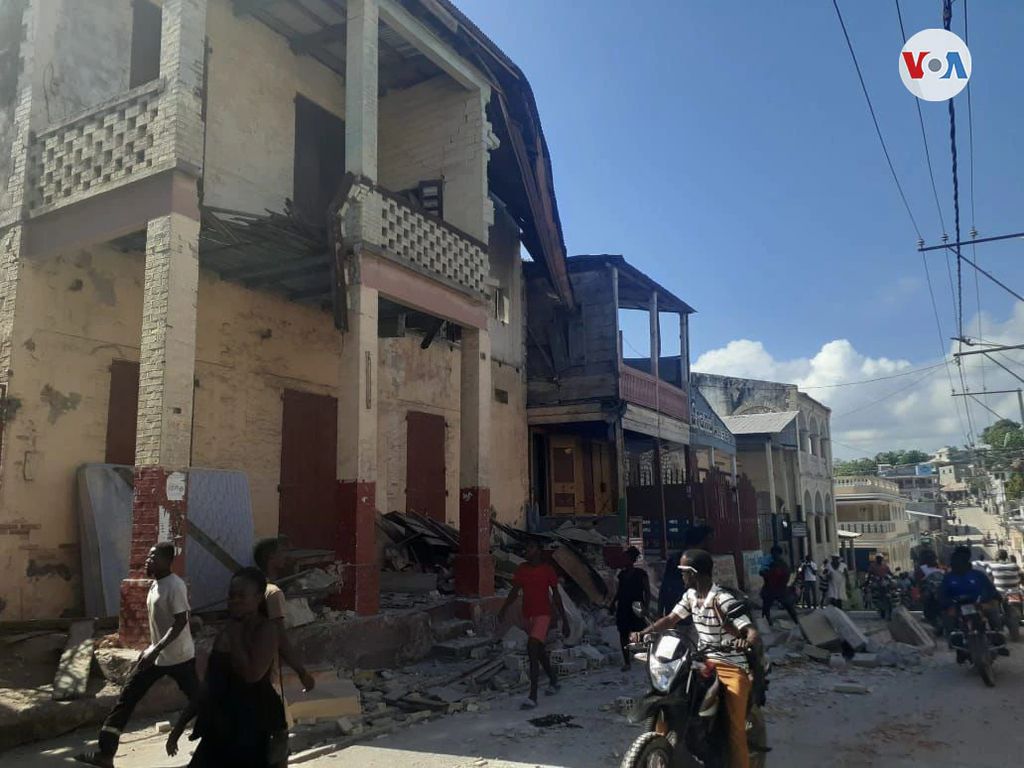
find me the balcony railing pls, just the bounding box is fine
[340,178,488,296]
[620,365,689,422]
[26,80,170,214]
[839,521,898,535]
[835,476,900,495]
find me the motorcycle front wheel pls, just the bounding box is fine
[968,633,995,687]
[620,732,674,768]
[1005,605,1021,642]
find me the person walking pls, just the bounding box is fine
[166,567,288,767]
[797,555,818,609]
[77,542,198,767]
[824,555,849,609]
[818,559,831,608]
[759,546,798,624]
[610,546,651,670]
[498,539,569,709]
[252,537,315,693]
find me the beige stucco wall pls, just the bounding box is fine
[490,361,527,526]
[191,272,349,538]
[378,75,492,242]
[0,242,143,619]
[202,0,347,215]
[376,335,461,525]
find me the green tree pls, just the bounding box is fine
[873,449,930,466]
[981,419,1022,448]
[1006,472,1024,504]
[834,458,878,476]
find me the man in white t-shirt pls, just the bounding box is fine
[798,555,818,609]
[77,542,198,767]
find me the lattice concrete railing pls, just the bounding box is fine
[343,180,488,296]
[26,80,169,214]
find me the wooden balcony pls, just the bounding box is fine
[620,365,689,422]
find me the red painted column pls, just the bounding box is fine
[334,281,380,615]
[455,486,494,596]
[119,467,188,648]
[335,480,379,615]
[455,328,494,598]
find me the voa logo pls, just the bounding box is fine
[900,28,972,101]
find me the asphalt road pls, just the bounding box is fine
[7,638,1023,768]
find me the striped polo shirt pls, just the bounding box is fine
[672,584,752,670]
[986,561,1022,592]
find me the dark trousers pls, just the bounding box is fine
[800,583,817,608]
[98,658,199,757]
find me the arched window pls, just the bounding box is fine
[815,516,823,544]
[809,418,819,456]
[803,490,813,520]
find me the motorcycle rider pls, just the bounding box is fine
[939,546,1001,653]
[985,549,1022,595]
[635,549,759,768]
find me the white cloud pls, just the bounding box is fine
[692,303,1024,458]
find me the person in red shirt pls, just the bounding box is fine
[498,539,569,709]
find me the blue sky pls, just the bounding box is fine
[457,0,1024,456]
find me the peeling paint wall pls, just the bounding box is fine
[191,271,349,538]
[376,336,461,525]
[31,0,132,128]
[0,0,28,216]
[202,0,346,215]
[0,242,144,619]
[490,361,527,526]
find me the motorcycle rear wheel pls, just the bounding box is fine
[1006,605,1021,642]
[968,634,995,687]
[620,732,674,768]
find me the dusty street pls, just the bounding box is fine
[8,639,1022,768]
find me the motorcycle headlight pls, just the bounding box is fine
[648,655,683,693]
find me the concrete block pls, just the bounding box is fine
[822,606,868,652]
[798,611,841,650]
[432,636,494,660]
[851,653,878,668]
[833,683,870,695]
[804,645,831,662]
[829,654,848,671]
[888,607,936,651]
[285,598,317,629]
[285,676,361,726]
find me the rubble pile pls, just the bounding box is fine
[762,609,932,673]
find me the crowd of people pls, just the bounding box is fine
[76,537,314,768]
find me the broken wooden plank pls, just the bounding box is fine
[52,620,95,701]
[187,518,243,574]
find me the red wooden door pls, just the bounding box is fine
[105,360,140,465]
[406,411,446,522]
[279,389,338,549]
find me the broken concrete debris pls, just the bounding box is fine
[888,606,937,651]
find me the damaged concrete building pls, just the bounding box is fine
[0,0,575,626]
[692,373,839,566]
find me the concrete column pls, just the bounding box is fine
[120,211,200,647]
[649,291,659,382]
[345,0,379,181]
[455,326,494,597]
[765,438,777,545]
[336,282,379,614]
[159,0,207,174]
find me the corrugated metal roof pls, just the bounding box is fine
[721,411,800,435]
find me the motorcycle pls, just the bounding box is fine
[1000,587,1023,643]
[947,596,1008,687]
[869,575,902,620]
[619,603,768,768]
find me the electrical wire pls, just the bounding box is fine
[832,0,922,240]
[964,0,988,414]
[832,366,941,419]
[799,360,949,389]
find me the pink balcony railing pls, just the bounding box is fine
[620,366,689,422]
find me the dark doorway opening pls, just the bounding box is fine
[279,389,338,549]
[105,360,140,465]
[406,410,446,522]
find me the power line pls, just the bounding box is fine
[964,0,986,403]
[832,0,922,240]
[800,360,949,389]
[832,366,941,420]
